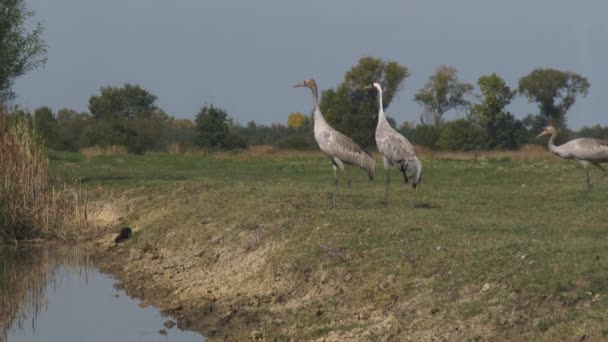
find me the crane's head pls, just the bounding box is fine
[537,125,558,138]
[363,82,383,92]
[293,79,317,91]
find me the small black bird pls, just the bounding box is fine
[114,226,132,246]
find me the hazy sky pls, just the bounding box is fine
[14,0,608,129]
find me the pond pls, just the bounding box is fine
[0,246,204,342]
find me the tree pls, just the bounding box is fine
[86,84,166,153]
[0,0,46,106]
[287,112,310,129]
[163,117,197,149]
[55,108,92,151]
[470,74,522,149]
[437,119,484,151]
[320,56,409,147]
[577,124,608,140]
[131,110,169,153]
[88,84,158,121]
[414,65,473,129]
[195,105,230,148]
[518,68,590,128]
[33,106,59,148]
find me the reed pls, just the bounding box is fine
[0,112,85,242]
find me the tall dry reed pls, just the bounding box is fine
[0,112,86,242]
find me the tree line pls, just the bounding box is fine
[4,58,605,154]
[1,1,605,154]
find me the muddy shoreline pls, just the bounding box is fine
[79,184,404,341]
[94,245,270,341]
[73,180,595,342]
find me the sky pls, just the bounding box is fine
[13,0,608,129]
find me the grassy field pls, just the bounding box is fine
[51,149,608,340]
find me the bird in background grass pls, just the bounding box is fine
[114,226,132,246]
[294,79,375,208]
[366,82,421,207]
[538,125,608,190]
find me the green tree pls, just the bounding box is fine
[87,84,166,153]
[81,120,137,149]
[470,74,522,149]
[88,84,158,121]
[194,105,230,148]
[437,119,484,151]
[320,56,409,147]
[577,124,608,140]
[33,106,58,148]
[415,65,473,129]
[55,109,92,151]
[131,110,169,153]
[518,68,590,128]
[0,0,46,105]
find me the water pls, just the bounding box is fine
[0,246,204,342]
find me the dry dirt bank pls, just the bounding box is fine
[83,181,575,342]
[86,183,407,341]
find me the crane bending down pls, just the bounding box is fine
[538,125,608,190]
[367,82,422,207]
[294,79,375,208]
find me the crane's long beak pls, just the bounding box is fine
[363,85,373,90]
[536,131,548,139]
[293,82,306,88]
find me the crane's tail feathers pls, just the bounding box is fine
[360,152,375,180]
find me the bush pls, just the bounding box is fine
[437,119,484,151]
[223,132,248,150]
[412,125,442,148]
[276,134,317,150]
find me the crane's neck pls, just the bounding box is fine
[375,86,387,124]
[309,85,328,128]
[310,84,319,110]
[547,131,560,155]
[376,86,384,114]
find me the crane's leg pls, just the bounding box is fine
[400,162,413,208]
[409,188,416,208]
[332,164,338,209]
[331,158,346,208]
[383,158,391,208]
[346,176,353,207]
[384,169,390,208]
[343,167,352,198]
[582,161,591,191]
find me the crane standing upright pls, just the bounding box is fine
[367,82,421,207]
[294,79,375,208]
[538,125,608,190]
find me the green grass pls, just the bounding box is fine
[51,150,608,339]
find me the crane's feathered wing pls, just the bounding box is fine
[560,138,608,162]
[375,122,416,163]
[316,129,375,180]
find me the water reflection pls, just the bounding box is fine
[0,245,204,342]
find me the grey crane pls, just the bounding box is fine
[366,82,421,207]
[294,79,375,208]
[538,125,608,190]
